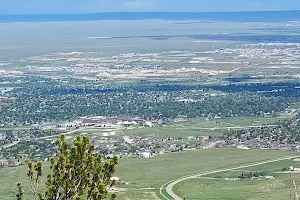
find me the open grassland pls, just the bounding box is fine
[173,176,300,200]
[119,126,224,138]
[202,159,300,179]
[174,158,300,200]
[178,116,292,128]
[0,164,49,200]
[291,102,300,109]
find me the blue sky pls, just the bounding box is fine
[1,0,300,14]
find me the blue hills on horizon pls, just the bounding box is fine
[0,10,300,23]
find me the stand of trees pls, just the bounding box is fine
[2,140,56,160]
[238,171,267,179]
[0,92,290,125]
[1,76,297,125]
[225,114,300,144]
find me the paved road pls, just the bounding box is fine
[160,156,300,200]
[34,129,80,140]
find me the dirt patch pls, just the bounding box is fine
[143,192,160,200]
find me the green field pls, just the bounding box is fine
[291,102,300,109]
[173,176,300,200]
[115,148,298,200]
[0,148,298,200]
[203,159,300,179]
[119,126,224,138]
[174,158,300,200]
[177,116,291,128]
[0,164,49,200]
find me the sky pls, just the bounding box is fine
[1,0,300,14]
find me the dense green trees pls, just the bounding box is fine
[17,135,118,200]
[1,91,290,124]
[1,76,297,125]
[3,140,56,160]
[225,115,300,144]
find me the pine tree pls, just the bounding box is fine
[17,135,118,200]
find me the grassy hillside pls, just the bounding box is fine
[174,177,298,200]
[0,148,298,200]
[174,159,300,200]
[115,148,298,199]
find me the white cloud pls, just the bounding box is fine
[124,1,140,7]
[124,0,152,9]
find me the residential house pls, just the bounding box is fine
[291,145,300,152]
[0,159,8,167]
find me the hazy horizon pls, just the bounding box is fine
[0,10,300,23]
[1,0,300,14]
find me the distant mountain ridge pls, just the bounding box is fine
[1,10,300,23]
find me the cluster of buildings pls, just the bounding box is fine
[92,134,227,159]
[217,43,300,67]
[225,137,300,151]
[0,159,17,168]
[81,115,147,127]
[56,115,159,131]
